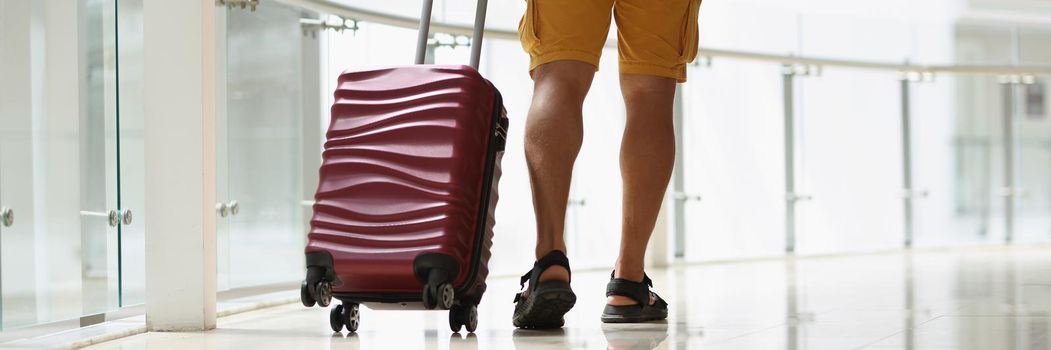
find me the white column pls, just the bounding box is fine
[143,0,217,331]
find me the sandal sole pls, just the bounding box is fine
[513,282,576,329]
[600,305,668,324]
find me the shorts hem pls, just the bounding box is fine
[529,50,602,76]
[619,61,687,83]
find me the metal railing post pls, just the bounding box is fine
[900,78,914,247]
[1001,81,1017,244]
[672,85,687,258]
[783,65,797,253]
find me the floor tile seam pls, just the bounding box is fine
[697,323,791,346]
[854,315,945,349]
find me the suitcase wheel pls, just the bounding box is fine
[302,264,334,308]
[438,283,456,309]
[422,284,437,309]
[423,282,455,310]
[449,304,478,333]
[330,302,360,333]
[329,304,344,332]
[344,303,360,333]
[300,281,316,307]
[314,281,333,307]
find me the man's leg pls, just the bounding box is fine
[609,73,676,306]
[525,60,595,282]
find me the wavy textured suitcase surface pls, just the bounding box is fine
[307,65,498,295]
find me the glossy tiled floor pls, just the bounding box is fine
[85,246,1051,350]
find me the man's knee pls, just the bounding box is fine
[532,61,596,106]
[620,74,676,107]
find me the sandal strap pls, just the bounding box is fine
[651,292,668,309]
[608,271,653,287]
[520,250,571,287]
[514,250,571,303]
[606,271,655,306]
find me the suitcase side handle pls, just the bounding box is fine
[414,0,489,70]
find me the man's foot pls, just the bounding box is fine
[601,272,668,323]
[513,250,576,329]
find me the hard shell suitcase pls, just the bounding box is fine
[299,0,507,334]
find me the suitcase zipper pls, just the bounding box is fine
[457,84,505,298]
[494,120,507,139]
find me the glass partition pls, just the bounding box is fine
[794,68,905,254]
[219,2,311,289]
[681,60,786,262]
[910,75,998,246]
[0,0,120,329]
[116,0,146,307]
[81,0,121,316]
[1013,79,1051,243]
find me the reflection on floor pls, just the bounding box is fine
[85,246,1051,349]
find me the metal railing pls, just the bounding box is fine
[274,0,1051,76]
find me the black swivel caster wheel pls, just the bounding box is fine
[422,284,437,310]
[463,304,478,333]
[314,281,333,307]
[301,281,316,307]
[437,283,455,310]
[342,303,360,333]
[449,305,464,333]
[329,304,345,332]
[449,304,478,333]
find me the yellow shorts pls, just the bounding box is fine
[517,0,702,83]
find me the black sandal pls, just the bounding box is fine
[512,250,576,329]
[601,272,669,323]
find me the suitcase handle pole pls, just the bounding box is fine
[468,0,488,69]
[414,0,434,65]
[414,0,489,70]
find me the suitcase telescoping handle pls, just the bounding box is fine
[414,0,489,69]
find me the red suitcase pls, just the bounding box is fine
[299,0,506,334]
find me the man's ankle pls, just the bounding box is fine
[613,266,645,282]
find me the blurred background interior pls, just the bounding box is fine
[0,0,1049,335]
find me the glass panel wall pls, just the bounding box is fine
[910,76,998,246]
[0,0,119,329]
[219,2,310,289]
[681,60,786,262]
[116,0,146,306]
[81,0,120,316]
[1013,79,1051,243]
[795,69,905,254]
